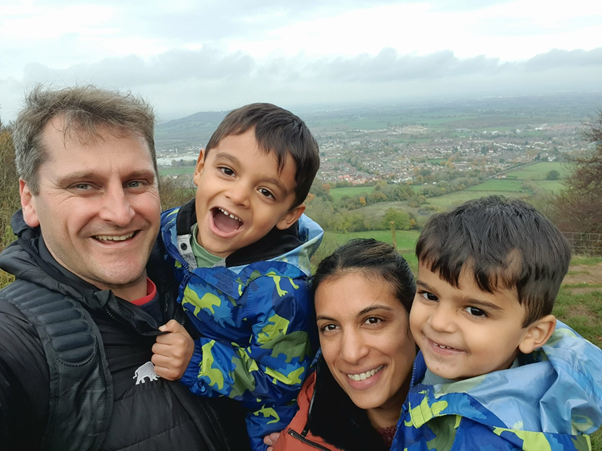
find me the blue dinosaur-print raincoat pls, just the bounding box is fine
[160,201,323,451]
[391,321,602,451]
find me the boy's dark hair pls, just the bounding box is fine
[205,103,320,208]
[312,238,415,315]
[416,195,571,327]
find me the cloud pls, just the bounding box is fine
[4,46,602,123]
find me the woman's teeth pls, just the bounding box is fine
[347,365,384,381]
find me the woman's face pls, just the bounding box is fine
[315,272,415,416]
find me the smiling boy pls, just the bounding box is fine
[392,196,602,451]
[155,104,323,451]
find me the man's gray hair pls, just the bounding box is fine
[13,85,157,194]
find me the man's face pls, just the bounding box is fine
[20,117,161,301]
[193,128,305,258]
[410,262,531,380]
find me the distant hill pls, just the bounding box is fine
[155,110,228,151]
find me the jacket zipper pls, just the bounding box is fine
[287,429,332,451]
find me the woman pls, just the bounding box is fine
[265,238,416,451]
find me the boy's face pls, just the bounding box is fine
[410,262,534,381]
[193,128,305,258]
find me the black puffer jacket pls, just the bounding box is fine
[0,210,251,451]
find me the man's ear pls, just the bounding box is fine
[518,314,557,354]
[193,149,206,186]
[19,179,40,227]
[276,203,306,230]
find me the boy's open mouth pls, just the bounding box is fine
[212,207,243,233]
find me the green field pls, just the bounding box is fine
[329,186,373,202]
[504,162,570,180]
[421,162,571,211]
[465,179,525,192]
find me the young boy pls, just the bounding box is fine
[153,103,323,451]
[392,196,602,451]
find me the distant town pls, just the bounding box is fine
[155,93,599,187]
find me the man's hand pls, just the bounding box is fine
[151,319,194,380]
[263,432,281,451]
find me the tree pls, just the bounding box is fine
[551,111,602,233]
[382,208,411,230]
[546,170,560,180]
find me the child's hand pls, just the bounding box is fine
[263,432,281,451]
[151,319,194,381]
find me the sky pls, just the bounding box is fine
[1,0,602,122]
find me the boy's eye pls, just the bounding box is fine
[420,291,438,302]
[258,188,275,199]
[220,167,235,176]
[466,306,487,317]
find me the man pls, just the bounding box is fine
[0,85,250,450]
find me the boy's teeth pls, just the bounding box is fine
[347,365,384,381]
[96,233,134,241]
[434,342,454,349]
[218,208,242,222]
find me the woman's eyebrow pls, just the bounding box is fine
[358,305,394,315]
[316,314,337,322]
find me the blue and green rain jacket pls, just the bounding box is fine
[160,200,323,451]
[392,321,602,451]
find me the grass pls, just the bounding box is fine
[329,186,372,202]
[504,162,570,180]
[465,179,525,192]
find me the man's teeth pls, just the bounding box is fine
[347,365,384,381]
[218,208,242,222]
[96,233,134,242]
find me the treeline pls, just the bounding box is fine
[305,167,492,233]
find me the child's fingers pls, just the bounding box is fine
[263,432,281,446]
[151,357,182,380]
[159,319,182,333]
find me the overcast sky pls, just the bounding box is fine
[1,0,602,122]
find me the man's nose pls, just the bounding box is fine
[99,185,135,226]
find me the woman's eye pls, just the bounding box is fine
[259,188,274,199]
[320,324,337,333]
[364,317,382,325]
[220,167,234,176]
[421,291,438,302]
[466,306,487,317]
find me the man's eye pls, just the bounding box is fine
[71,183,91,190]
[466,306,487,318]
[259,188,274,199]
[421,291,438,302]
[127,180,142,188]
[220,167,235,176]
